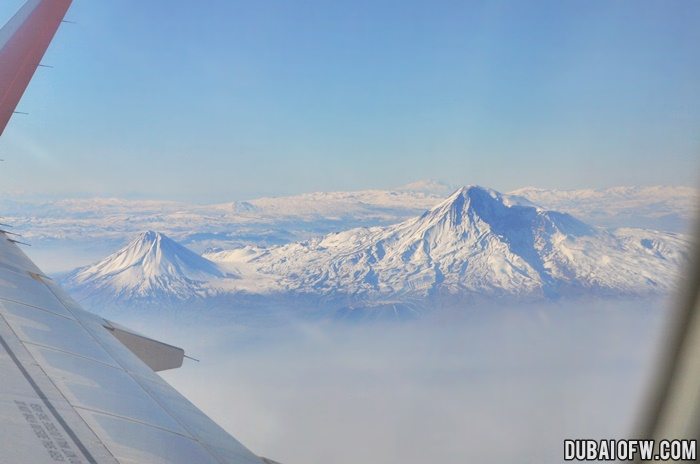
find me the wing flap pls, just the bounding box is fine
[102,321,185,372]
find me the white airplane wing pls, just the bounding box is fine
[1,2,270,463]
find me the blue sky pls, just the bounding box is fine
[0,0,699,201]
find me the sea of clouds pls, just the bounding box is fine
[107,297,674,464]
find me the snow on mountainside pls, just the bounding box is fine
[63,231,229,303]
[60,186,691,311]
[208,186,690,303]
[3,183,696,275]
[509,185,698,232]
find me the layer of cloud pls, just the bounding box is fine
[116,298,672,464]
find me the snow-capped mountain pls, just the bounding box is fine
[5,182,696,275]
[62,187,691,312]
[210,186,689,302]
[63,231,229,303]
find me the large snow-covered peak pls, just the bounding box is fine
[423,185,499,222]
[63,231,227,302]
[423,185,535,218]
[248,186,685,301]
[408,185,592,243]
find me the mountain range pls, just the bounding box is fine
[3,182,695,275]
[61,186,690,315]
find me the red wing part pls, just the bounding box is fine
[0,0,73,136]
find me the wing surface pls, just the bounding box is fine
[0,232,265,463]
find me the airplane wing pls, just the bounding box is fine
[1,2,272,463]
[0,234,266,463]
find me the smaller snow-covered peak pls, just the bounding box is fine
[110,230,225,279]
[64,231,228,302]
[103,230,217,274]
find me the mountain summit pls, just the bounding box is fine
[410,185,589,243]
[64,231,227,303]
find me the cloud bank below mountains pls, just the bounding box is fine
[114,298,672,464]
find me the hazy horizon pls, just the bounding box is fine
[1,179,698,204]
